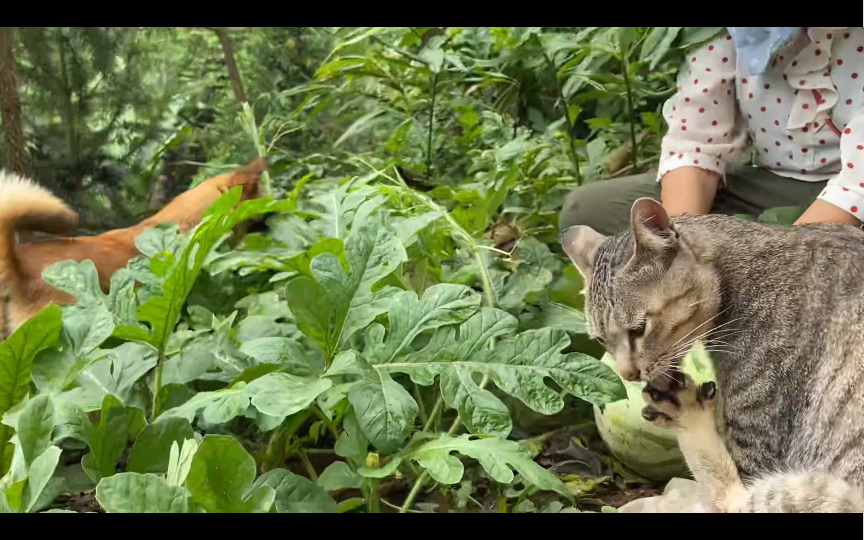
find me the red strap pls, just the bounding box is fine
[812,89,843,136]
[825,118,843,137]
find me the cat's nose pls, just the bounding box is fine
[619,367,641,382]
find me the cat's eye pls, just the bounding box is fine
[630,323,646,339]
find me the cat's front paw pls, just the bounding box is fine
[641,375,716,429]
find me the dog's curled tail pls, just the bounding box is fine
[0,171,78,289]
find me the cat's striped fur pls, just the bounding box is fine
[561,198,864,513]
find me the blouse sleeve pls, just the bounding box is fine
[818,112,864,221]
[658,31,750,183]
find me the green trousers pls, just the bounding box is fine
[559,163,828,235]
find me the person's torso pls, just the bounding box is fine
[734,28,864,181]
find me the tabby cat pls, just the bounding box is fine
[560,198,864,513]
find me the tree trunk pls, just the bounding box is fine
[213,28,248,103]
[148,174,171,209]
[56,31,82,195]
[0,27,27,176]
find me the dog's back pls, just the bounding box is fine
[0,159,267,340]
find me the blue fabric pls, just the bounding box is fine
[727,27,805,75]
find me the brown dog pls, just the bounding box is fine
[0,158,267,340]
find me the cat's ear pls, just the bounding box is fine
[630,198,679,251]
[560,225,607,280]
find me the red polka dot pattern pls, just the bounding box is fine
[659,29,864,219]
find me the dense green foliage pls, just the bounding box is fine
[1,27,731,513]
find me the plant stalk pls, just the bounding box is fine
[426,72,439,178]
[544,54,582,185]
[367,481,381,513]
[620,50,639,168]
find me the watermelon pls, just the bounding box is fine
[592,343,717,482]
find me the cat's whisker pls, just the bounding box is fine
[706,344,742,353]
[660,337,743,366]
[664,318,744,358]
[705,325,744,337]
[704,327,744,341]
[667,307,733,351]
[648,367,678,384]
[663,341,700,361]
[700,317,744,336]
[662,313,740,362]
[701,348,739,357]
[704,339,738,348]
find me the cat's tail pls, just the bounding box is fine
[0,171,78,297]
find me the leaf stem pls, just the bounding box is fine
[422,397,443,432]
[400,471,430,513]
[497,489,508,513]
[413,384,428,428]
[312,405,340,441]
[298,447,318,482]
[151,350,165,420]
[382,498,423,513]
[473,250,497,309]
[303,448,336,455]
[240,102,272,196]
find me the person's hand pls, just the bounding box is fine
[660,167,721,216]
[794,199,862,226]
